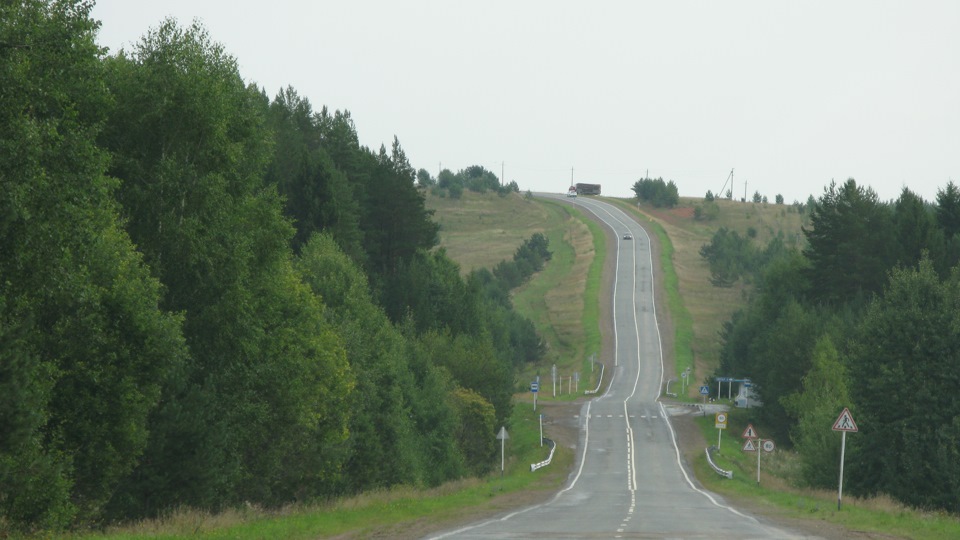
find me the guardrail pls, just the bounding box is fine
[530,438,556,472]
[584,363,604,395]
[705,445,733,479]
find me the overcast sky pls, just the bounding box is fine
[92,1,958,204]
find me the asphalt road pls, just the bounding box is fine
[426,195,811,539]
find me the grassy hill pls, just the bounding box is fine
[428,191,809,385]
[613,197,808,388]
[427,191,601,388]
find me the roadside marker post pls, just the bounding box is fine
[496,426,509,479]
[539,414,543,447]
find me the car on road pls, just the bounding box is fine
[623,233,632,240]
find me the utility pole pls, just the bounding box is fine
[744,177,748,202]
[570,167,574,186]
[501,161,504,187]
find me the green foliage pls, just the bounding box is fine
[802,179,895,305]
[264,88,364,260]
[491,233,552,290]
[846,258,960,511]
[296,234,457,492]
[935,181,960,238]
[775,194,784,204]
[632,177,679,208]
[780,335,850,488]
[100,18,354,514]
[699,227,754,286]
[0,6,562,532]
[719,175,960,512]
[694,200,720,221]
[417,168,435,187]
[892,187,940,270]
[0,1,190,530]
[451,388,498,476]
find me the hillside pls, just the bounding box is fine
[428,191,809,385]
[614,196,808,389]
[426,190,598,381]
[426,191,553,275]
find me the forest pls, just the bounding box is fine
[704,178,960,513]
[0,2,547,532]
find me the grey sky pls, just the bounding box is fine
[92,1,958,204]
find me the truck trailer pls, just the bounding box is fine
[575,183,601,195]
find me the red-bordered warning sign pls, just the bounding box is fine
[742,423,757,439]
[742,439,757,452]
[832,408,858,432]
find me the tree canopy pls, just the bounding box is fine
[0,6,545,533]
[712,177,960,513]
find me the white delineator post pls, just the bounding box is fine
[496,426,509,479]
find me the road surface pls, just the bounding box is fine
[426,195,812,539]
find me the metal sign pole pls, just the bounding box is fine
[539,414,543,447]
[757,440,762,486]
[838,430,846,510]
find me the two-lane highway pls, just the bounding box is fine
[427,195,810,539]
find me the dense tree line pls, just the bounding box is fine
[713,178,960,513]
[632,177,679,208]
[0,3,544,532]
[425,165,519,199]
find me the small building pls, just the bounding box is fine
[735,381,762,408]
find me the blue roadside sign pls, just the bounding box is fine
[531,381,539,393]
[699,385,710,395]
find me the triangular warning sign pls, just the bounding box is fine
[742,423,757,439]
[832,408,858,432]
[742,439,757,452]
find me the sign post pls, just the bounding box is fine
[552,364,557,397]
[531,380,539,411]
[832,407,859,510]
[539,414,543,447]
[715,412,728,449]
[699,385,710,403]
[496,426,509,479]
